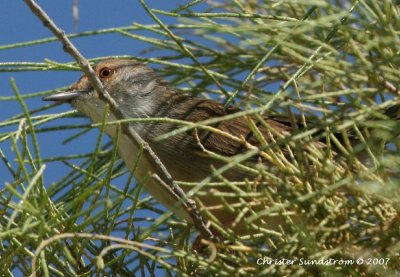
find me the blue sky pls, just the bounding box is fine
[0,1,195,183]
[0,1,208,274]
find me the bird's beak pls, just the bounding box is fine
[42,89,88,102]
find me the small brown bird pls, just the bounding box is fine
[43,59,398,233]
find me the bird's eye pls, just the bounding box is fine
[99,67,113,78]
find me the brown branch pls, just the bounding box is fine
[23,0,216,242]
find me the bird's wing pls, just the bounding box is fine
[184,99,298,158]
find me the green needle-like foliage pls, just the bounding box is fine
[1,1,400,276]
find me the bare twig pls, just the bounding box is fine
[23,0,215,241]
[30,232,183,277]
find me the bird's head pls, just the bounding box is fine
[43,58,163,121]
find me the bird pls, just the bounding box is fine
[43,58,399,234]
